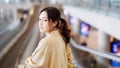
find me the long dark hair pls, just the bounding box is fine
[40,7,71,44]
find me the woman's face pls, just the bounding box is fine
[38,11,53,33]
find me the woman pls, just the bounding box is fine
[25,7,73,68]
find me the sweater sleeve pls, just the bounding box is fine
[24,39,51,68]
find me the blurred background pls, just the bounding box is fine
[0,0,120,68]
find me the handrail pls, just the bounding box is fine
[70,39,120,62]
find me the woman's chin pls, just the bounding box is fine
[40,30,44,33]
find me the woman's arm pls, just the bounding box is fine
[24,39,51,68]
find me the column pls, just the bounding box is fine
[13,8,17,21]
[97,30,110,66]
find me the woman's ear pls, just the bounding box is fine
[52,21,57,27]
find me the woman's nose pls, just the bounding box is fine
[39,20,43,26]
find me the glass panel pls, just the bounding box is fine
[0,0,31,4]
[0,9,14,23]
[99,0,109,11]
[109,0,120,13]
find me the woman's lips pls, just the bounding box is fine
[40,27,43,29]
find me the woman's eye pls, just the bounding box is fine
[44,20,48,21]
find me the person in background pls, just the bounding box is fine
[25,7,73,68]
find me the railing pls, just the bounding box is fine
[62,0,120,18]
[70,39,120,62]
[0,0,31,4]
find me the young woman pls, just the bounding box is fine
[25,7,73,68]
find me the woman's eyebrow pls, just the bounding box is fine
[39,17,48,19]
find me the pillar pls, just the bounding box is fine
[97,30,110,66]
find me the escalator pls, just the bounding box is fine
[0,5,41,68]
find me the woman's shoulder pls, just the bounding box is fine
[44,36,57,44]
[43,36,61,46]
[38,37,55,45]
